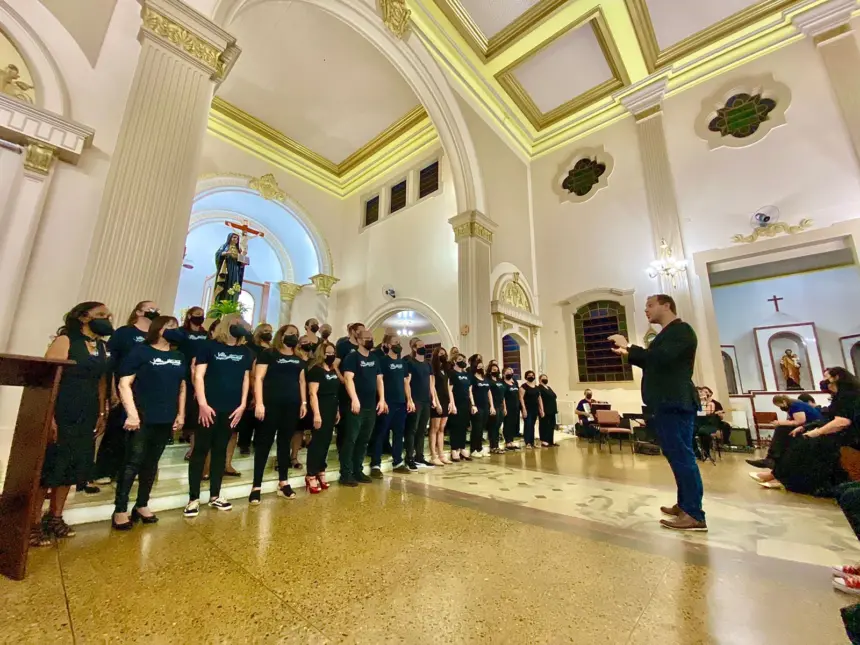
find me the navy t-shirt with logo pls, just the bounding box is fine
[119,344,186,424]
[108,325,147,374]
[336,337,358,361]
[308,365,340,400]
[451,371,473,408]
[380,354,408,405]
[196,340,253,412]
[471,375,492,410]
[178,330,209,380]
[258,349,305,405]
[342,351,381,409]
[407,358,432,405]
[504,380,520,415]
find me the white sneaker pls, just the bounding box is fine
[472,450,485,458]
[94,477,112,485]
[183,500,200,518]
[208,497,233,511]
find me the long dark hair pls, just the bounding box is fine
[57,301,104,337]
[183,306,204,331]
[468,353,482,374]
[145,315,179,345]
[431,346,449,373]
[308,340,335,371]
[827,367,860,393]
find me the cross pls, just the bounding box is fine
[767,295,783,312]
[225,219,264,239]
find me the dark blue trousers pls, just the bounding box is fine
[653,407,705,522]
[371,402,407,467]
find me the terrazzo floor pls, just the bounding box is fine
[1,439,856,644]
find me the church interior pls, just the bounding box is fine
[4,0,860,642]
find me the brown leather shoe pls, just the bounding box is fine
[660,512,708,532]
[660,504,681,517]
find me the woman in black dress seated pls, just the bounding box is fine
[753,367,860,496]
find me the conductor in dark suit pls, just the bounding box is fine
[609,294,707,532]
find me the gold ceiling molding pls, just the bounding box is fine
[141,7,228,78]
[210,97,428,178]
[432,0,569,62]
[731,218,813,244]
[495,8,629,132]
[379,0,412,39]
[624,0,801,73]
[249,173,285,201]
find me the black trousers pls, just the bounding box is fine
[487,411,502,449]
[253,402,300,486]
[188,412,233,500]
[238,406,258,452]
[502,412,520,443]
[307,398,338,476]
[405,402,431,462]
[94,404,127,480]
[449,405,470,450]
[539,413,556,444]
[114,422,172,513]
[470,408,489,453]
[339,408,376,481]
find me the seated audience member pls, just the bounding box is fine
[749,367,860,495]
[575,390,598,439]
[693,386,732,461]
[798,392,821,410]
[746,394,823,469]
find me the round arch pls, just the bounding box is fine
[209,0,485,214]
[364,298,455,349]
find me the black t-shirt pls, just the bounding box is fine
[247,342,268,361]
[336,337,358,361]
[522,383,541,412]
[471,374,492,410]
[308,365,340,400]
[119,345,186,424]
[108,325,147,374]
[504,380,520,415]
[407,358,432,404]
[451,371,472,407]
[178,330,209,380]
[196,341,253,412]
[342,351,381,409]
[539,385,558,415]
[380,354,408,404]
[258,349,305,405]
[490,378,506,407]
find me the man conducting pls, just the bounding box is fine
[609,294,707,532]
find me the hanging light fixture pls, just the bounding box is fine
[647,239,687,288]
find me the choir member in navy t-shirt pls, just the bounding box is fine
[405,337,435,468]
[370,334,412,476]
[113,316,186,530]
[340,328,383,486]
[178,306,209,448]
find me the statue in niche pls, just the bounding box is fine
[213,232,248,303]
[0,64,34,102]
[780,348,802,390]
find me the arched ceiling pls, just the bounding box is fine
[37,0,117,66]
[216,1,423,166]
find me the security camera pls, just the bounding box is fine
[384,288,396,299]
[753,212,771,225]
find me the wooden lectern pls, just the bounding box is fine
[0,354,71,580]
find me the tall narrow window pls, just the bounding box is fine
[390,180,407,213]
[419,161,439,198]
[364,195,380,227]
[573,300,633,382]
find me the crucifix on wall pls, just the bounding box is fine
[768,295,784,313]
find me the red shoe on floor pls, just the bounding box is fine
[317,472,330,490]
[305,475,321,494]
[834,564,860,577]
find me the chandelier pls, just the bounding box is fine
[647,239,687,288]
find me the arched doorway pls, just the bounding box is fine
[722,351,738,395]
[502,334,523,379]
[365,298,455,349]
[370,309,443,356]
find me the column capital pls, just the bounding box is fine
[278,281,303,303]
[22,142,57,177]
[139,0,241,82]
[620,77,668,121]
[309,274,339,297]
[793,0,855,45]
[448,210,497,245]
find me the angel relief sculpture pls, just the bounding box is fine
[0,64,34,103]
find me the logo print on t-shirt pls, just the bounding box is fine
[277,358,300,365]
[360,360,375,368]
[325,373,338,381]
[134,336,145,343]
[151,357,182,367]
[215,352,244,362]
[189,334,207,341]
[389,363,404,371]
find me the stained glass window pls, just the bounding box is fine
[574,301,633,383]
[708,93,777,139]
[561,158,606,197]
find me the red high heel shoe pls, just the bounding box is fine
[305,475,321,494]
[317,472,330,490]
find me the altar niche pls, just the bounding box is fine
[754,324,822,391]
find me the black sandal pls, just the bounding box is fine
[292,461,302,470]
[131,507,159,524]
[224,470,242,478]
[29,526,51,547]
[45,515,76,538]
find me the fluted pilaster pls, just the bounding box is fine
[81,0,239,317]
[278,282,303,327]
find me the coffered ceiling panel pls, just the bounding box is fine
[646,0,761,50]
[457,0,542,38]
[512,25,612,114]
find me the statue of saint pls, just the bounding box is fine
[780,348,802,390]
[213,232,248,303]
[0,64,34,102]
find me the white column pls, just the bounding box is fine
[81,0,239,317]
[449,210,496,358]
[309,274,339,325]
[793,0,860,165]
[0,144,57,351]
[278,282,302,327]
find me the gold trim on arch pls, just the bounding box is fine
[210,97,429,178]
[624,0,801,73]
[431,0,570,62]
[494,8,629,131]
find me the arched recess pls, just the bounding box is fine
[768,332,813,391]
[491,269,541,375]
[209,0,485,215]
[364,297,455,349]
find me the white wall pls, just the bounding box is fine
[712,266,860,391]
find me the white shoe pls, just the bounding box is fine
[94,477,112,485]
[208,497,233,511]
[472,450,485,458]
[183,500,200,518]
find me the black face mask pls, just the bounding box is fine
[230,324,250,339]
[163,328,184,344]
[526,375,535,383]
[259,332,273,342]
[439,355,447,363]
[310,324,319,334]
[491,370,500,378]
[476,367,485,376]
[820,379,830,392]
[504,373,513,380]
[321,330,331,339]
[540,379,548,385]
[284,334,299,348]
[456,360,467,369]
[300,344,312,352]
[189,315,205,326]
[392,344,402,355]
[143,309,160,321]
[88,318,114,337]
[416,347,427,356]
[325,355,336,366]
[363,340,374,350]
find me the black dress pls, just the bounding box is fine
[538,385,558,445]
[42,333,111,488]
[431,368,450,418]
